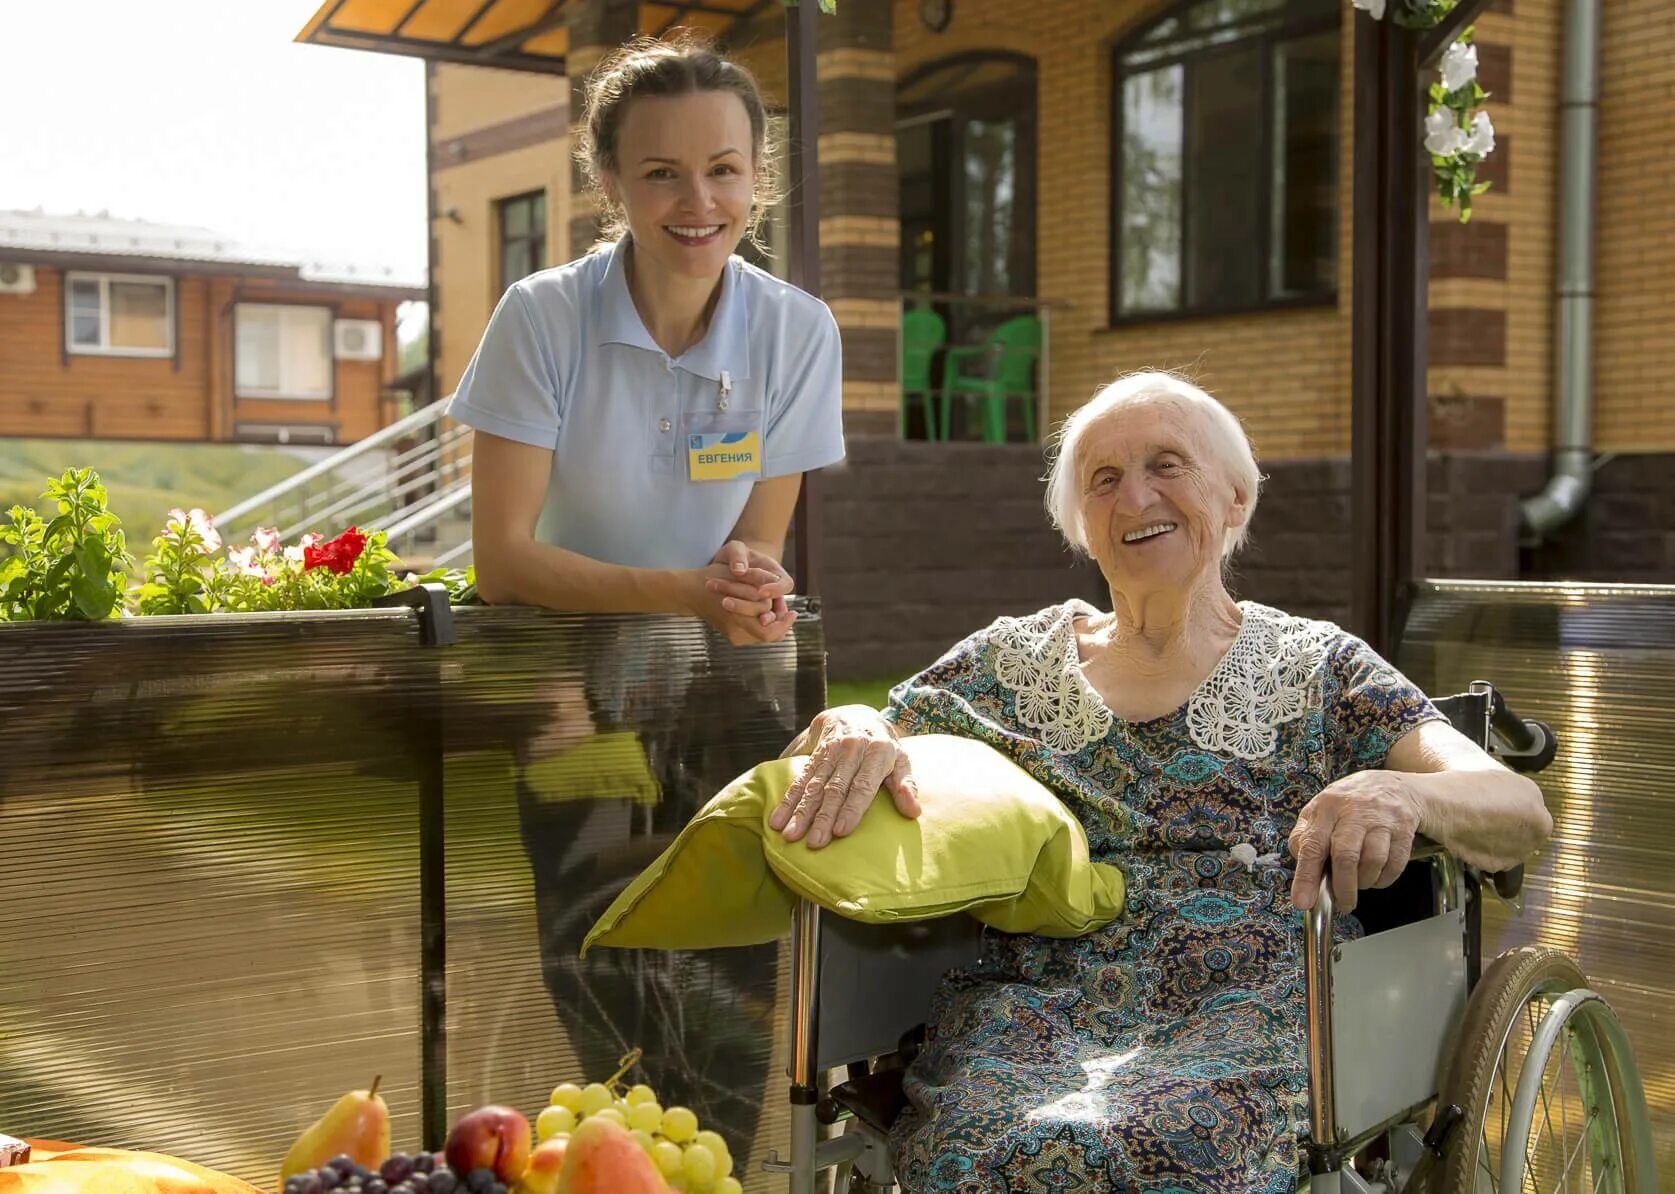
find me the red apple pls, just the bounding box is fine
[444,1105,533,1183]
[513,1136,569,1194]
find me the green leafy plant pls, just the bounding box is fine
[1424,30,1495,223]
[0,469,132,621]
[405,565,479,606]
[133,507,224,615]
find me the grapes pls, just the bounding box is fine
[364,1179,389,1194]
[548,1082,584,1112]
[536,1103,577,1141]
[660,1105,699,1144]
[590,1107,627,1129]
[317,1170,342,1192]
[625,1083,657,1107]
[425,1171,458,1194]
[681,1144,717,1186]
[627,1100,663,1135]
[412,1154,436,1175]
[718,1179,744,1194]
[465,1169,497,1194]
[578,1083,613,1116]
[651,1140,684,1178]
[630,1128,656,1153]
[381,1155,415,1183]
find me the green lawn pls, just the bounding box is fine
[0,438,310,542]
[826,677,904,712]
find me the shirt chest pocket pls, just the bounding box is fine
[683,396,764,483]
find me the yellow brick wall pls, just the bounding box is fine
[432,62,568,142]
[893,0,1356,460]
[1425,2,1560,455]
[430,68,570,398]
[1592,0,1675,452]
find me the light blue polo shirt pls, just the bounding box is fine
[446,237,846,570]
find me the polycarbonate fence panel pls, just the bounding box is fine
[439,608,824,1192]
[0,611,432,1188]
[1398,580,1675,1179]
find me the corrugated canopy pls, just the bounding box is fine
[297,0,772,74]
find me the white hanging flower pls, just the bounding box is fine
[1424,107,1468,156]
[1350,0,1387,17]
[1439,41,1479,93]
[1463,109,1496,156]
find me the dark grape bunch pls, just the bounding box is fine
[281,1152,507,1194]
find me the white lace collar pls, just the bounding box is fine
[988,600,1337,760]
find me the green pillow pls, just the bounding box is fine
[583,734,1125,955]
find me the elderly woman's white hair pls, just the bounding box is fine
[1043,371,1263,559]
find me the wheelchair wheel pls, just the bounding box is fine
[1432,946,1654,1192]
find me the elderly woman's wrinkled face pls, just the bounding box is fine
[1077,402,1245,590]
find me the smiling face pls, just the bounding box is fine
[603,90,758,283]
[1075,400,1249,595]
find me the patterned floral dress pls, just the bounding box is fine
[883,600,1441,1193]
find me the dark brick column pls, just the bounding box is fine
[815,4,899,437]
[567,0,640,260]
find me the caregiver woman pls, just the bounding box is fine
[448,34,844,645]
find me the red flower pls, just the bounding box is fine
[302,526,369,575]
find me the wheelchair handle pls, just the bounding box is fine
[1487,689,1559,773]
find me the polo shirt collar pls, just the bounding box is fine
[597,236,752,382]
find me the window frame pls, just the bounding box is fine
[232,301,336,402]
[63,271,175,358]
[1108,0,1340,327]
[496,190,547,296]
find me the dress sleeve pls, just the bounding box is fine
[1325,631,1447,778]
[445,284,564,449]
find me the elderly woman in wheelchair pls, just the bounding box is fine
[765,371,1645,1192]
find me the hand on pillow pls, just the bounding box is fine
[771,705,921,848]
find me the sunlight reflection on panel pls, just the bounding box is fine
[1399,581,1675,1180]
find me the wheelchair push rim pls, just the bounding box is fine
[1432,946,1654,1194]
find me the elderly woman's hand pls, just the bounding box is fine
[1287,770,1423,914]
[771,704,922,848]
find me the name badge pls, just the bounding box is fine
[688,431,762,482]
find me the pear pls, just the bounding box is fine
[279,1075,391,1182]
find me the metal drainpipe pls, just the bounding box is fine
[1520,0,1603,541]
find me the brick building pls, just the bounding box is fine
[0,211,424,446]
[316,0,1675,678]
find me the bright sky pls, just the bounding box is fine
[0,1,429,283]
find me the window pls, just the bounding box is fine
[498,191,546,294]
[1112,0,1339,321]
[235,304,333,400]
[65,272,173,357]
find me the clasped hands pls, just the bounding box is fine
[690,539,797,645]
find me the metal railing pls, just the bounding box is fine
[213,399,474,565]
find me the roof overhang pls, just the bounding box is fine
[297,0,775,75]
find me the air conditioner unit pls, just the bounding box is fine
[0,263,36,295]
[333,318,384,361]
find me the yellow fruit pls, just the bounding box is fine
[549,1083,584,1113]
[627,1102,663,1135]
[536,1105,577,1142]
[717,1179,743,1194]
[693,1130,732,1175]
[279,1078,391,1182]
[590,1107,627,1129]
[651,1140,684,1178]
[630,1129,656,1153]
[579,1083,613,1117]
[682,1144,717,1186]
[625,1083,658,1107]
[660,1106,699,1144]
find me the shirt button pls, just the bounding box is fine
[659,418,672,432]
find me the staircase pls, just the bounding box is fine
[213,400,474,569]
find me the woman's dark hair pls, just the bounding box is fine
[575,32,781,251]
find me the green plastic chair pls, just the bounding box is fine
[900,306,947,440]
[939,314,1041,443]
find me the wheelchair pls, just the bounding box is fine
[761,683,1656,1193]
